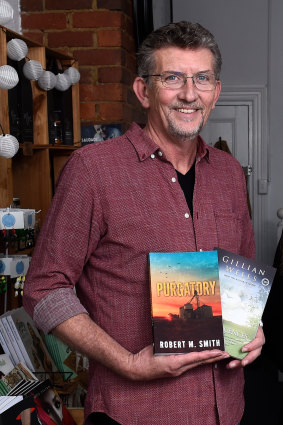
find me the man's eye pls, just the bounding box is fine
[197,74,210,82]
[164,74,180,82]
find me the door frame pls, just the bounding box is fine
[216,85,268,262]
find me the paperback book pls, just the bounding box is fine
[0,307,58,380]
[217,248,276,359]
[149,250,224,355]
[0,378,78,425]
[0,361,78,425]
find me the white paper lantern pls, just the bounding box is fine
[7,39,28,61]
[64,67,80,85]
[23,59,44,81]
[0,0,13,25]
[0,65,19,89]
[38,71,57,91]
[0,133,19,158]
[55,73,71,91]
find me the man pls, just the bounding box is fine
[23,21,264,425]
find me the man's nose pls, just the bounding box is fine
[178,77,198,101]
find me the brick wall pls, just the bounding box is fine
[20,0,146,130]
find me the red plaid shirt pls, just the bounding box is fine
[23,123,254,425]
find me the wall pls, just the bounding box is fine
[20,0,145,130]
[173,0,282,264]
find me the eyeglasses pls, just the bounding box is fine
[142,71,217,91]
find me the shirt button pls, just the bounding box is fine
[151,154,155,159]
[184,212,190,219]
[171,177,176,183]
[158,151,163,156]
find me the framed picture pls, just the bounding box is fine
[81,124,122,146]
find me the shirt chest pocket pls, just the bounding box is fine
[213,210,242,253]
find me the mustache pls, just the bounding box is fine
[170,102,203,111]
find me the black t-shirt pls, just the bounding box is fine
[176,162,195,217]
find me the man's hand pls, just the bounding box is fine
[226,325,265,369]
[126,345,230,381]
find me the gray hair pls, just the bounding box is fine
[137,21,222,80]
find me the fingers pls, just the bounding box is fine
[226,326,265,369]
[185,349,229,367]
[156,349,230,377]
[242,326,265,352]
[129,346,230,381]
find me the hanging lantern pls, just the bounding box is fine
[23,59,44,81]
[0,131,19,158]
[38,71,57,91]
[55,73,71,91]
[0,0,13,25]
[7,39,28,61]
[0,65,19,89]
[64,67,80,85]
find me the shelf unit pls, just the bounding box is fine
[0,30,85,414]
[0,25,81,225]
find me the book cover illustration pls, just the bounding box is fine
[42,333,77,381]
[7,307,58,380]
[0,379,78,425]
[149,250,224,355]
[0,353,14,377]
[217,248,276,359]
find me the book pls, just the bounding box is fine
[6,314,35,371]
[4,307,58,380]
[148,250,224,354]
[0,379,78,425]
[0,396,23,415]
[2,362,37,393]
[42,333,77,381]
[0,319,19,366]
[217,248,276,359]
[0,353,14,376]
[0,316,25,366]
[0,329,11,362]
[0,379,49,424]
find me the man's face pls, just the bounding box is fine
[144,46,221,142]
[41,389,63,425]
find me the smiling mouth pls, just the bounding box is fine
[177,108,198,114]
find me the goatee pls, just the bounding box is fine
[168,103,204,141]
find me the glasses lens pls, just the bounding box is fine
[194,73,216,90]
[161,72,184,88]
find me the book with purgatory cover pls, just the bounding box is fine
[217,248,276,359]
[148,250,224,355]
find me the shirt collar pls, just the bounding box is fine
[196,135,210,163]
[126,123,160,161]
[126,122,210,163]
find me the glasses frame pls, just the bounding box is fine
[142,71,218,91]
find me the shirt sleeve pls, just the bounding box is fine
[23,150,104,333]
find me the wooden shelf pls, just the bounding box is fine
[0,26,81,222]
[20,143,79,152]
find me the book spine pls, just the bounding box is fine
[1,317,23,365]
[0,320,19,366]
[0,330,12,361]
[6,315,35,372]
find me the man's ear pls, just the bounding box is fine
[212,80,222,110]
[133,77,150,109]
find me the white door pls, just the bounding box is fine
[201,104,253,213]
